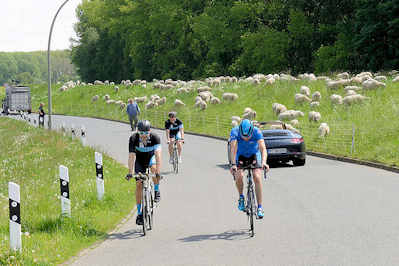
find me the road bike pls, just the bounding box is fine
[131,170,156,236]
[170,140,182,174]
[237,162,267,237]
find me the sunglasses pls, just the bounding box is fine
[138,131,150,135]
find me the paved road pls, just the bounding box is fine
[16,114,399,265]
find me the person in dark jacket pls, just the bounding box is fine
[38,103,45,127]
[126,98,140,131]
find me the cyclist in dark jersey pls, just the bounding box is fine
[126,120,162,225]
[165,112,184,164]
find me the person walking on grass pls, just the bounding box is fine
[127,98,140,131]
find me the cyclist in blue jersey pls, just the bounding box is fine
[126,120,162,225]
[229,119,269,218]
[165,111,185,164]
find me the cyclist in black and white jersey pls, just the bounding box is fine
[165,112,184,164]
[126,120,162,225]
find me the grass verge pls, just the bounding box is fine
[0,117,134,265]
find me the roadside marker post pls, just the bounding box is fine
[59,165,71,217]
[95,152,105,200]
[8,182,21,251]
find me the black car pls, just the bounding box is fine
[227,122,306,166]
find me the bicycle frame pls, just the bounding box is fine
[135,170,154,235]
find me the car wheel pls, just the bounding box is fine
[293,158,306,166]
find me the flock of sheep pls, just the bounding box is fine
[59,70,399,139]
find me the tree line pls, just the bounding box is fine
[0,50,78,85]
[71,0,398,82]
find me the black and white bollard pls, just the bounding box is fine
[81,126,87,146]
[95,152,104,200]
[8,182,21,251]
[59,165,71,217]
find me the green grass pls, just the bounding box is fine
[0,86,5,99]
[30,77,399,166]
[0,118,135,265]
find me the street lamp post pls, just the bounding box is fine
[47,0,71,129]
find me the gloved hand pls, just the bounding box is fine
[125,173,133,181]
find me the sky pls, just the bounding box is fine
[0,0,82,52]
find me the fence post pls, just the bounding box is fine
[9,182,21,251]
[59,165,71,217]
[95,152,105,200]
[351,124,355,155]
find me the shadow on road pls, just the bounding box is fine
[216,164,230,170]
[178,229,250,242]
[107,229,144,240]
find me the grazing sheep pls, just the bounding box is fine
[198,100,207,110]
[176,87,189,94]
[197,86,212,93]
[265,77,275,85]
[272,103,287,115]
[337,72,350,79]
[295,93,312,104]
[362,79,385,90]
[308,111,321,122]
[174,99,186,107]
[135,96,147,103]
[94,80,104,85]
[114,86,119,93]
[104,94,110,101]
[312,91,321,101]
[310,101,320,108]
[199,91,213,102]
[319,123,330,137]
[59,85,67,92]
[231,116,241,123]
[300,86,311,96]
[106,99,115,104]
[374,75,387,82]
[156,97,166,105]
[392,76,399,82]
[145,101,157,109]
[150,94,160,102]
[242,109,256,120]
[210,97,221,104]
[330,94,343,105]
[120,103,126,109]
[110,82,115,86]
[290,119,299,127]
[344,86,362,91]
[343,94,370,105]
[285,124,300,134]
[278,110,304,120]
[327,79,351,89]
[194,98,205,107]
[115,100,123,105]
[222,93,239,101]
[92,95,99,102]
[345,90,357,96]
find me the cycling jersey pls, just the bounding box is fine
[229,126,263,158]
[165,119,183,137]
[129,132,161,173]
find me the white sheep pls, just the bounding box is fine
[327,79,351,89]
[344,85,362,91]
[198,101,207,110]
[295,93,312,104]
[145,101,157,109]
[272,103,287,115]
[135,96,147,103]
[319,123,330,137]
[210,97,221,104]
[174,99,186,107]
[120,103,126,109]
[278,110,304,120]
[199,91,213,102]
[114,86,119,93]
[231,116,241,123]
[392,76,399,82]
[343,94,369,105]
[330,94,343,105]
[197,86,212,93]
[300,86,311,96]
[156,97,166,105]
[310,101,320,108]
[106,99,115,104]
[222,92,239,101]
[312,91,321,101]
[345,90,357,96]
[374,75,387,82]
[337,72,350,79]
[242,109,256,120]
[104,94,110,101]
[308,111,321,122]
[290,119,299,127]
[362,79,385,90]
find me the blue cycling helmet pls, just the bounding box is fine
[239,119,254,138]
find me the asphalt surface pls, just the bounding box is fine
[10,114,399,265]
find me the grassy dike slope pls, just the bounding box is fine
[30,77,399,166]
[0,118,134,265]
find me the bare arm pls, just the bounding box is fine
[154,150,161,175]
[128,152,136,174]
[258,139,267,165]
[180,127,184,140]
[165,129,170,141]
[230,140,238,164]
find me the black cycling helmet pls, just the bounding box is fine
[168,111,177,118]
[137,120,151,132]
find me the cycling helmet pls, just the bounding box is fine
[137,120,151,132]
[168,111,177,118]
[239,119,254,138]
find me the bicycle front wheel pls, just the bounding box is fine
[247,188,255,237]
[173,146,179,174]
[147,190,154,230]
[142,191,147,236]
